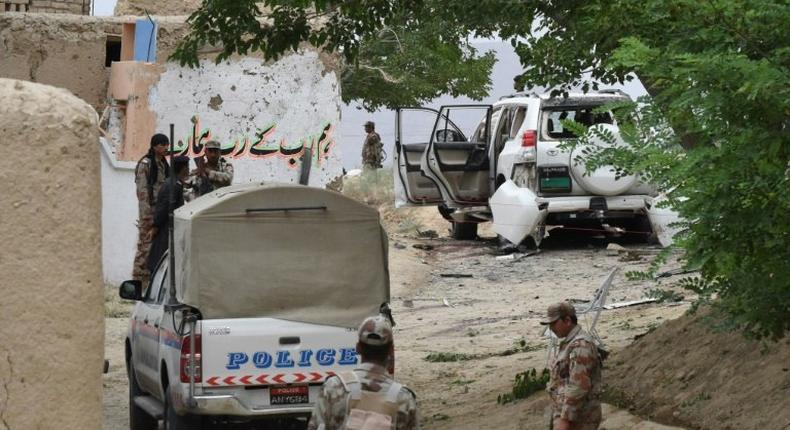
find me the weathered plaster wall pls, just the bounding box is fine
[0,14,109,108]
[150,54,343,185]
[0,79,103,429]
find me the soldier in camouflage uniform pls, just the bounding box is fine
[133,133,170,288]
[308,314,419,430]
[361,121,384,170]
[541,302,602,430]
[190,140,234,198]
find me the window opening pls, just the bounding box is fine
[105,35,122,67]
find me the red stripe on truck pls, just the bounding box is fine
[204,372,338,386]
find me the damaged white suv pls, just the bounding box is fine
[394,90,676,245]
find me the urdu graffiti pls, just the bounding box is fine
[172,116,336,168]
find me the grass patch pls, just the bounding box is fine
[342,169,425,234]
[341,169,394,207]
[646,288,684,303]
[497,368,550,404]
[105,286,133,318]
[425,352,477,362]
[425,340,543,362]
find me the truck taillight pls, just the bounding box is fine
[521,129,537,148]
[180,334,202,383]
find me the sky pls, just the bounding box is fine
[90,1,647,170]
[92,0,115,15]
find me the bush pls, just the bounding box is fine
[497,368,550,405]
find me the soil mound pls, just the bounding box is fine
[604,307,790,429]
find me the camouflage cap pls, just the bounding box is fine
[205,140,221,150]
[364,121,375,127]
[358,314,393,346]
[539,302,576,325]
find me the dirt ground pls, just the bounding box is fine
[605,306,790,430]
[103,202,702,429]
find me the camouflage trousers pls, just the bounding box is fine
[132,216,153,287]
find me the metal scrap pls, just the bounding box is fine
[439,273,473,278]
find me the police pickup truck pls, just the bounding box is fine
[120,183,391,429]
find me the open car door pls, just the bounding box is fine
[421,105,493,206]
[393,107,444,206]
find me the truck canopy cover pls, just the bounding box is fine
[174,183,389,327]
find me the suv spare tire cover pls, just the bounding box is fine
[569,123,637,196]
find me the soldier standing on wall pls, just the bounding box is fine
[190,140,234,198]
[361,121,384,170]
[132,133,170,289]
[542,302,603,430]
[308,315,419,430]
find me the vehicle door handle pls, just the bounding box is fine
[279,336,300,345]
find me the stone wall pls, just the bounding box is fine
[114,0,200,16]
[0,78,103,429]
[29,0,90,14]
[1,0,90,14]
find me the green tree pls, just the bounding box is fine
[172,0,790,338]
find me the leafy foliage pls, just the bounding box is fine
[497,368,550,405]
[175,0,790,338]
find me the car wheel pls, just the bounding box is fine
[128,362,157,430]
[451,221,478,240]
[164,386,202,430]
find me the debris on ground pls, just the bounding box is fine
[606,243,628,255]
[413,243,435,251]
[417,229,439,239]
[603,298,659,309]
[439,273,473,278]
[495,250,541,261]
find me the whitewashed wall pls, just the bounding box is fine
[102,51,343,286]
[150,53,343,186]
[100,139,138,286]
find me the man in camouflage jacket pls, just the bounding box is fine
[541,302,603,430]
[308,315,419,430]
[190,140,234,198]
[133,134,170,287]
[361,121,384,170]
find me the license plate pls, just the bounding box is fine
[270,385,309,405]
[539,166,572,192]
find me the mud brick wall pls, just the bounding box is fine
[0,78,103,429]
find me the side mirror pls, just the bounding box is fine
[119,280,143,301]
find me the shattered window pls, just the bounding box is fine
[541,108,613,140]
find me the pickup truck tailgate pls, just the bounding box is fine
[200,318,358,388]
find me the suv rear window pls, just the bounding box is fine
[541,107,613,140]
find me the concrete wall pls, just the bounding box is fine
[0,79,103,429]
